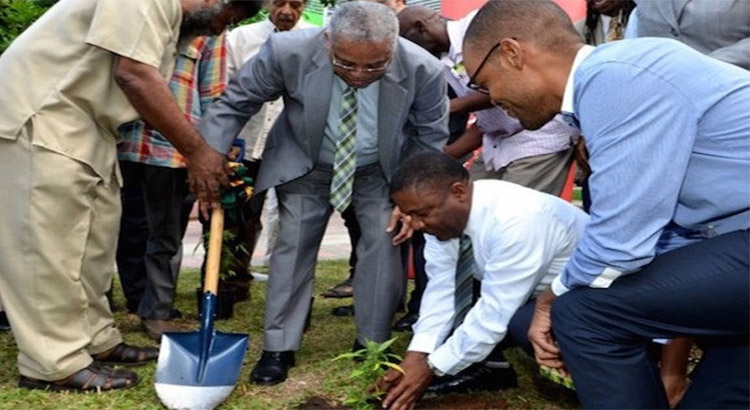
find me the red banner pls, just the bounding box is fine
[440,0,586,22]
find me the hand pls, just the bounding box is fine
[373,368,403,399]
[185,147,232,219]
[380,352,433,410]
[386,206,413,246]
[529,288,565,369]
[574,138,591,177]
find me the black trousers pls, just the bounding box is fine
[553,230,749,409]
[116,161,192,319]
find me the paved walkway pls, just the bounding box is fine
[181,210,352,269]
[180,193,583,270]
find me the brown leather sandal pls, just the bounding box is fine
[18,362,138,392]
[92,342,158,366]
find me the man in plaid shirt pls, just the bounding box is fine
[116,34,228,341]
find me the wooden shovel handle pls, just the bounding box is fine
[204,206,224,295]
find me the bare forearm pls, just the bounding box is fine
[115,56,229,212]
[444,124,482,159]
[450,92,492,115]
[115,57,210,158]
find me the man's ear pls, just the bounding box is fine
[450,181,470,201]
[499,37,525,70]
[415,19,427,34]
[323,30,332,52]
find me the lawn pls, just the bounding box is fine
[0,260,579,409]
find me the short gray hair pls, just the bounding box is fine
[328,2,398,49]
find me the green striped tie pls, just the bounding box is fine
[330,87,358,213]
[453,234,477,327]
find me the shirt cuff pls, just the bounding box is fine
[407,333,442,354]
[551,275,570,297]
[427,346,464,376]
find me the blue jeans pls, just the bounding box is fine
[552,229,749,409]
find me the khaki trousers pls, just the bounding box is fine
[471,148,575,196]
[0,127,122,380]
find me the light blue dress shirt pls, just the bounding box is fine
[554,38,750,294]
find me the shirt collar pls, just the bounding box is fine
[442,10,477,70]
[463,182,482,239]
[560,45,595,114]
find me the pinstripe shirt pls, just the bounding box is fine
[443,12,577,170]
[118,35,227,168]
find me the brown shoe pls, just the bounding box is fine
[142,319,181,342]
[18,362,138,392]
[321,280,354,298]
[92,342,158,366]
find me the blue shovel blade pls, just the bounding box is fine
[155,292,248,387]
[156,331,248,386]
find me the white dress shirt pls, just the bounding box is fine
[408,180,589,375]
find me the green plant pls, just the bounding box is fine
[334,337,404,410]
[196,229,249,280]
[0,0,51,54]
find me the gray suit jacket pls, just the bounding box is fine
[200,28,449,193]
[634,0,750,69]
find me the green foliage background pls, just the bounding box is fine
[0,0,56,54]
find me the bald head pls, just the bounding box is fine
[397,5,434,27]
[464,0,581,56]
[361,0,406,13]
[397,5,449,56]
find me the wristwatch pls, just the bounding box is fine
[425,357,445,377]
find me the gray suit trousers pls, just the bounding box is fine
[264,163,404,351]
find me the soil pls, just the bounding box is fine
[416,394,509,409]
[296,394,509,410]
[296,396,348,410]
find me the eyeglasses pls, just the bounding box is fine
[331,54,390,74]
[467,42,501,94]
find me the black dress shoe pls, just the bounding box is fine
[332,304,355,317]
[352,340,366,354]
[250,350,295,385]
[392,312,418,332]
[0,312,10,331]
[426,361,518,394]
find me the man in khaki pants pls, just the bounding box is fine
[0,0,261,392]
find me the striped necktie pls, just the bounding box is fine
[453,234,477,327]
[607,14,625,42]
[330,87,358,212]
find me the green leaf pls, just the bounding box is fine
[377,337,398,352]
[380,362,405,374]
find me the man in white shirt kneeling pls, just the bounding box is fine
[378,151,588,409]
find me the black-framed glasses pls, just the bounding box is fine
[467,42,501,94]
[331,54,390,74]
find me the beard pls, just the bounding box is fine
[178,2,225,47]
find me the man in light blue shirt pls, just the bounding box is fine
[462,0,749,408]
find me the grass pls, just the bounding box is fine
[0,260,579,409]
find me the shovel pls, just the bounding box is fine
[155,207,249,410]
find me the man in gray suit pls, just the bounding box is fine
[199,1,449,385]
[633,0,750,69]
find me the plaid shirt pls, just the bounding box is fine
[118,34,227,168]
